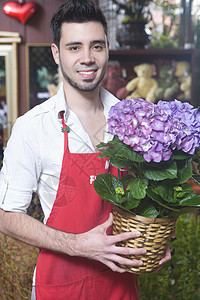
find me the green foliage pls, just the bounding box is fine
[94,136,200,218]
[111,0,151,22]
[138,214,200,300]
[149,0,179,49]
[149,32,179,49]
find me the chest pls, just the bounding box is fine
[76,113,106,150]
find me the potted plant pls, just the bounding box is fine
[112,0,151,49]
[94,98,200,273]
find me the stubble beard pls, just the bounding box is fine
[59,60,106,92]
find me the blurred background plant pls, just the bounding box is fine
[0,101,7,129]
[111,0,152,23]
[138,213,200,300]
[0,193,43,299]
[148,0,180,48]
[37,66,57,89]
[0,233,38,300]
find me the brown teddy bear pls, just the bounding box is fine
[100,64,127,98]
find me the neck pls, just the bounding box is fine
[63,82,102,116]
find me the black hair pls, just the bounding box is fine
[50,0,108,47]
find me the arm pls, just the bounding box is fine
[126,78,139,92]
[0,209,147,273]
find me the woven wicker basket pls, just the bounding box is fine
[113,206,176,274]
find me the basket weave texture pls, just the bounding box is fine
[113,206,176,274]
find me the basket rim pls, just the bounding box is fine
[113,205,177,224]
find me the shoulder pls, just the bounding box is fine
[14,96,56,134]
[20,96,56,122]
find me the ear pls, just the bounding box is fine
[51,43,60,65]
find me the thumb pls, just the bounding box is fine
[101,213,113,233]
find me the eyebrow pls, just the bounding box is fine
[65,40,106,47]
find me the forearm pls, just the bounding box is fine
[0,210,163,273]
[0,209,77,255]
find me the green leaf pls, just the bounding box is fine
[147,189,180,212]
[123,191,140,210]
[96,141,113,149]
[178,193,200,207]
[111,136,145,163]
[120,174,133,185]
[93,173,123,205]
[171,150,192,161]
[99,136,145,163]
[176,158,193,184]
[109,156,131,169]
[152,182,176,203]
[144,161,177,181]
[168,183,200,207]
[127,178,148,199]
[98,147,117,159]
[134,198,159,218]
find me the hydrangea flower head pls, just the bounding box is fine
[157,100,200,155]
[108,98,200,162]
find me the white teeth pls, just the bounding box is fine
[79,71,94,75]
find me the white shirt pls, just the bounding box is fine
[0,85,119,223]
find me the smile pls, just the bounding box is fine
[79,71,95,75]
[78,69,97,80]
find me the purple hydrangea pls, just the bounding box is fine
[157,100,200,155]
[108,98,200,162]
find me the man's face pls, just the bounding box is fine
[52,22,109,93]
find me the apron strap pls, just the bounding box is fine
[61,112,70,153]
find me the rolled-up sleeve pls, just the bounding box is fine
[0,116,41,213]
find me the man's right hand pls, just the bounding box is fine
[73,213,146,273]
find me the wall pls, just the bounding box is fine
[0,0,66,116]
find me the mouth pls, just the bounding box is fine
[78,69,97,80]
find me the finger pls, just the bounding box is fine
[159,244,171,265]
[108,253,143,267]
[102,254,143,272]
[113,245,147,256]
[171,230,176,239]
[111,230,141,243]
[102,260,126,273]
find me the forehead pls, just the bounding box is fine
[60,22,106,44]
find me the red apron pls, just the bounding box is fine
[35,117,139,300]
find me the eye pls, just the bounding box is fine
[69,46,79,51]
[93,44,104,51]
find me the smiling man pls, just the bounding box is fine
[54,22,108,92]
[0,1,171,299]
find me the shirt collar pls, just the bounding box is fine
[55,83,69,122]
[55,83,119,123]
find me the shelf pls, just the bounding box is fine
[109,48,194,56]
[108,48,200,107]
[109,48,195,64]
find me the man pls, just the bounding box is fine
[0,1,171,299]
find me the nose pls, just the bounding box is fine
[79,48,95,65]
